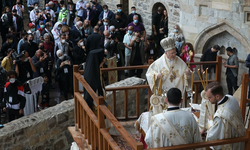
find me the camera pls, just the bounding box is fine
[11,50,19,60]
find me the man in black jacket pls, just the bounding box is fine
[69,21,85,47]
[3,70,26,122]
[128,6,143,23]
[73,39,87,65]
[86,26,103,54]
[200,45,220,79]
[20,34,38,57]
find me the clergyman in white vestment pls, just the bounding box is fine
[145,88,203,148]
[203,82,246,150]
[146,37,190,97]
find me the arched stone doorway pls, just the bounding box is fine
[194,21,250,58]
[152,2,166,15]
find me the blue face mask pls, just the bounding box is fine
[46,7,50,10]
[63,22,66,25]
[104,9,107,12]
[174,29,178,33]
[40,25,45,28]
[134,20,138,24]
[128,30,133,34]
[103,22,108,26]
[132,10,136,14]
[32,28,35,32]
[117,9,121,12]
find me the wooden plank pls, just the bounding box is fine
[136,89,140,118]
[245,129,250,149]
[74,72,99,103]
[73,65,79,92]
[100,65,149,72]
[147,136,249,150]
[106,85,149,91]
[241,74,249,122]
[100,129,120,150]
[68,127,87,150]
[113,91,117,117]
[124,90,128,119]
[99,105,138,150]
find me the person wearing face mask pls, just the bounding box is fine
[127,15,146,41]
[45,3,56,23]
[123,26,135,76]
[0,34,14,59]
[20,34,38,57]
[51,22,62,44]
[110,13,126,41]
[2,70,26,122]
[31,49,48,78]
[98,5,114,22]
[82,3,95,26]
[55,34,69,61]
[1,48,14,72]
[27,0,40,12]
[99,17,110,33]
[27,23,40,44]
[29,2,41,23]
[76,0,87,19]
[168,25,184,43]
[222,47,239,95]
[116,4,127,24]
[55,50,73,100]
[129,32,146,78]
[70,21,85,47]
[14,51,36,84]
[73,39,87,65]
[48,1,60,21]
[83,19,93,38]
[12,0,24,18]
[17,31,28,54]
[105,34,125,81]
[41,22,54,42]
[58,4,69,23]
[128,6,143,24]
[37,22,45,34]
[11,9,23,38]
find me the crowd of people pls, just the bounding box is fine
[0,0,242,129]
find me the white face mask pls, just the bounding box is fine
[59,55,64,60]
[80,42,84,46]
[24,58,29,62]
[35,6,38,10]
[9,78,16,83]
[61,39,66,43]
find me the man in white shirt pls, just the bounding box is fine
[76,0,87,19]
[29,2,41,23]
[27,23,40,44]
[123,26,134,76]
[12,0,24,18]
[45,3,56,23]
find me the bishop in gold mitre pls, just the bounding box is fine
[146,37,191,97]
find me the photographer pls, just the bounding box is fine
[55,50,73,100]
[32,49,48,78]
[105,34,124,81]
[14,51,36,84]
[1,48,14,72]
[72,39,87,65]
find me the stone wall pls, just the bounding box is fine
[0,100,75,150]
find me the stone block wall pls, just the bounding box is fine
[0,100,75,150]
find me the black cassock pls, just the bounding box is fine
[84,48,104,109]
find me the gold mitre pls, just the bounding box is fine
[160,37,175,52]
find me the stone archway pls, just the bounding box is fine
[194,21,250,57]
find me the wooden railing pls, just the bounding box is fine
[70,65,143,150]
[69,55,241,150]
